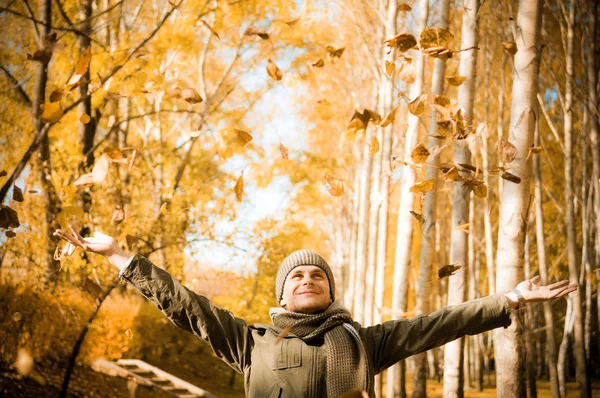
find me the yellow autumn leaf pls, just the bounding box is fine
[234,129,253,146]
[267,59,283,81]
[181,88,203,104]
[80,113,91,124]
[410,179,434,193]
[445,75,467,86]
[325,174,344,197]
[234,174,244,202]
[410,143,430,164]
[502,41,518,55]
[385,61,395,76]
[385,32,417,52]
[279,143,289,159]
[370,137,380,155]
[74,47,92,75]
[419,27,454,50]
[408,93,428,116]
[285,17,300,26]
[40,102,63,123]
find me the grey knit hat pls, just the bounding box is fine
[276,249,335,303]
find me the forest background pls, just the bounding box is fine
[0,0,599,396]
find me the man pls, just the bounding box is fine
[54,226,577,398]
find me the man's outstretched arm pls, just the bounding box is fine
[364,277,577,374]
[54,227,250,374]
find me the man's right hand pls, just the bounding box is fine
[53,226,132,271]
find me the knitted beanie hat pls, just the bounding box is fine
[276,249,336,303]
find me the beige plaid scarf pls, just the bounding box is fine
[270,300,369,397]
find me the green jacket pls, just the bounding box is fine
[120,254,513,398]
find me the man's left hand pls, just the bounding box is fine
[505,276,578,309]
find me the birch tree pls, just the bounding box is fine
[493,0,543,396]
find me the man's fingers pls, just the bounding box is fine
[548,280,570,291]
[54,229,79,246]
[551,284,578,299]
[530,275,541,285]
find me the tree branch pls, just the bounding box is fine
[0,65,32,105]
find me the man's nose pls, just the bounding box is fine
[302,276,314,285]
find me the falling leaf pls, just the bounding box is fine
[370,137,380,155]
[398,3,412,11]
[267,59,283,81]
[53,245,63,261]
[0,205,20,228]
[285,16,300,26]
[126,234,140,250]
[452,109,469,140]
[456,223,470,233]
[499,139,518,163]
[325,174,344,197]
[27,50,52,63]
[167,87,182,99]
[125,329,133,339]
[398,61,416,83]
[181,88,203,104]
[92,154,111,184]
[49,89,63,102]
[74,48,92,75]
[275,327,292,344]
[0,170,6,177]
[408,93,428,116]
[234,173,244,202]
[470,180,488,198]
[381,105,399,127]
[80,113,91,124]
[83,278,103,299]
[529,146,542,154]
[64,242,76,256]
[128,150,137,172]
[12,185,24,202]
[40,102,63,123]
[410,210,425,226]
[419,27,454,49]
[111,206,125,225]
[501,171,521,184]
[159,202,168,215]
[14,348,33,376]
[433,95,452,107]
[385,61,395,75]
[502,41,518,55]
[307,58,325,67]
[438,264,462,279]
[325,46,345,62]
[385,32,417,52]
[410,179,434,193]
[445,75,467,86]
[244,24,269,40]
[73,173,94,186]
[199,20,220,40]
[234,129,253,146]
[6,230,16,238]
[279,143,289,159]
[411,144,430,164]
[443,166,463,182]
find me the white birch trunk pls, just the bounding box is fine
[493,0,542,396]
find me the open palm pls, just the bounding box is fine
[517,275,577,304]
[53,225,118,257]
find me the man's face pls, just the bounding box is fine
[280,265,332,314]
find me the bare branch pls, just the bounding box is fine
[0,65,32,105]
[20,0,39,38]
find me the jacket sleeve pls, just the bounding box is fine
[119,254,250,373]
[364,294,512,374]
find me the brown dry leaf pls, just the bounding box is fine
[381,105,399,128]
[125,329,133,340]
[529,146,542,154]
[0,170,6,177]
[267,59,283,81]
[499,139,518,163]
[436,120,452,137]
[53,245,63,261]
[234,129,253,146]
[74,47,92,75]
[433,95,452,107]
[234,173,244,202]
[398,61,416,83]
[181,88,203,104]
[385,32,417,52]
[167,87,182,99]
[279,143,289,159]
[501,171,521,184]
[307,58,325,67]
[41,101,63,123]
[6,230,16,238]
[419,27,453,49]
[111,206,125,225]
[49,89,63,102]
[471,180,488,198]
[27,49,52,63]
[408,93,428,116]
[12,185,24,202]
[438,264,462,279]
[275,327,292,344]
[398,3,412,11]
[91,154,111,184]
[452,109,469,140]
[325,46,345,63]
[410,179,434,193]
[442,166,462,182]
[502,41,518,55]
[285,16,300,26]
[411,143,430,164]
[244,24,269,40]
[370,137,380,155]
[83,278,103,299]
[73,173,94,186]
[410,210,425,226]
[325,174,344,197]
[445,75,467,86]
[199,19,221,40]
[125,234,140,250]
[385,61,395,76]
[80,113,91,124]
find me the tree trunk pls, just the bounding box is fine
[558,298,574,398]
[562,1,590,395]
[411,1,450,396]
[533,87,560,398]
[388,0,428,396]
[493,1,542,396]
[443,1,479,396]
[346,163,361,310]
[524,223,538,398]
